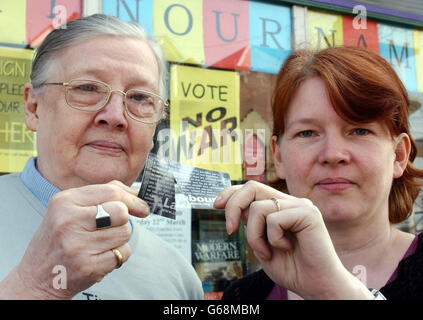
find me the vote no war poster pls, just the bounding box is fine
[169,65,242,181]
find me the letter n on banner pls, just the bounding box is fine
[379,23,417,92]
[102,0,153,36]
[153,0,204,65]
[203,0,250,70]
[342,16,379,53]
[307,10,343,50]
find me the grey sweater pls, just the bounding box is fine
[0,173,203,299]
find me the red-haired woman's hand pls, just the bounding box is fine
[214,180,373,300]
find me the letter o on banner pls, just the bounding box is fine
[164,4,193,36]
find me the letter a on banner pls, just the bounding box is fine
[170,65,242,181]
[342,15,379,53]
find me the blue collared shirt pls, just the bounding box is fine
[19,157,133,233]
[20,157,60,208]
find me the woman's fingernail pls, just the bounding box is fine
[215,195,222,203]
[226,220,233,235]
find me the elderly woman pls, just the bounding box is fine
[0,14,202,300]
[216,46,423,300]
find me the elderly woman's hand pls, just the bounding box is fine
[1,180,149,299]
[214,180,372,299]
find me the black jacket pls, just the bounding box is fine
[222,233,423,300]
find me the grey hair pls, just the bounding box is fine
[31,14,168,99]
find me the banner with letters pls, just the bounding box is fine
[0,47,36,172]
[0,0,422,91]
[102,0,292,74]
[307,9,420,93]
[102,1,423,93]
[169,65,242,181]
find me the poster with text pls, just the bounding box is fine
[170,65,242,181]
[0,47,36,172]
[134,186,192,263]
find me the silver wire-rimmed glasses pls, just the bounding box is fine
[36,79,168,124]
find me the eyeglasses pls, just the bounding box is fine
[37,79,168,124]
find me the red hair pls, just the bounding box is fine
[271,46,423,223]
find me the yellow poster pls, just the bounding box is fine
[153,0,205,65]
[415,30,423,92]
[0,0,26,46]
[169,65,242,180]
[307,10,343,50]
[0,47,37,172]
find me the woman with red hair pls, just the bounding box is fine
[215,46,423,300]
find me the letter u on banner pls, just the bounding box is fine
[203,0,250,70]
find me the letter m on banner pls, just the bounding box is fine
[378,23,417,91]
